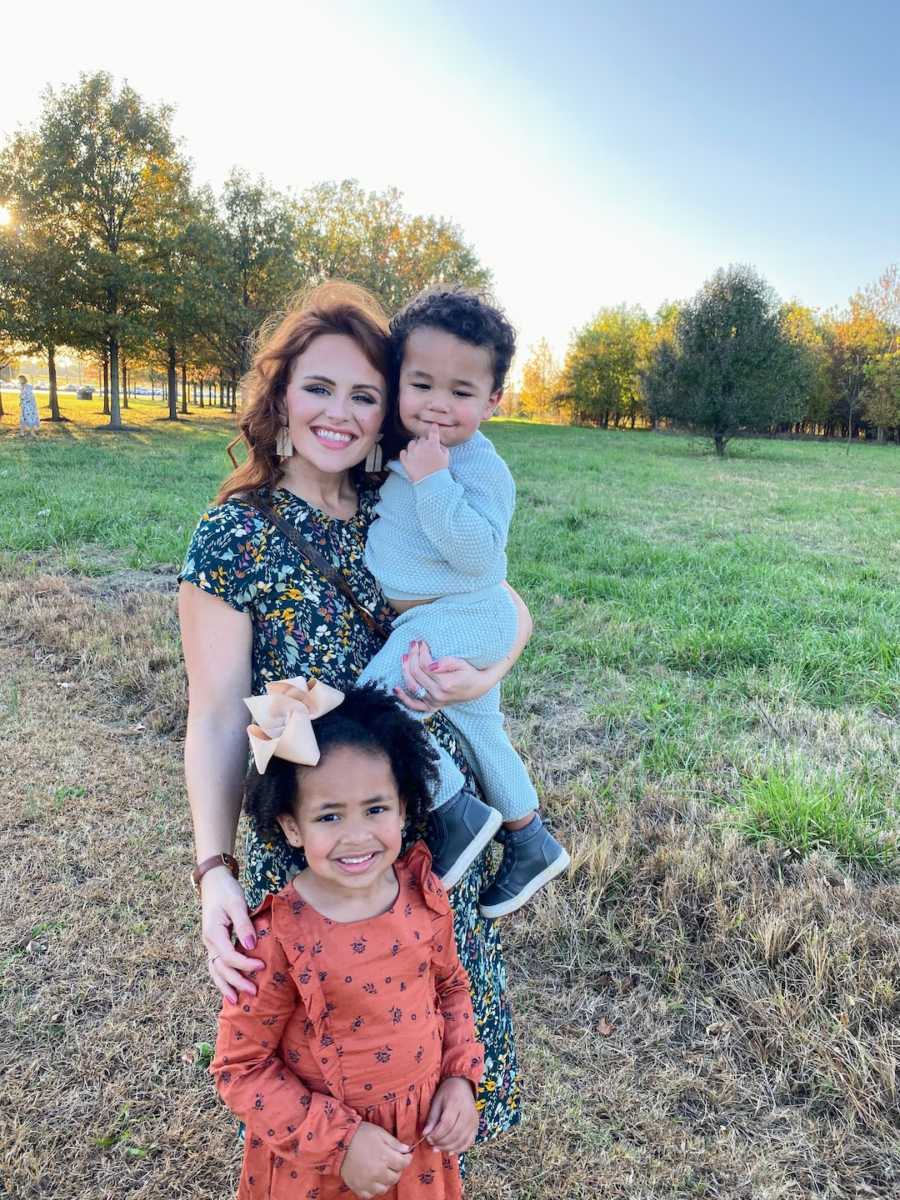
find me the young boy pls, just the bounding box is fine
[360,287,568,918]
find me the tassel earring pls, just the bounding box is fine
[275,423,293,459]
[364,438,383,473]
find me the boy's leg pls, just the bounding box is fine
[447,693,568,919]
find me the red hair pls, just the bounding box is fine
[218,282,391,504]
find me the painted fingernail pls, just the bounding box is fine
[225,995,236,1006]
[402,654,409,663]
[428,662,439,671]
[244,934,257,950]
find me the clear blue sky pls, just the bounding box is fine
[4,0,899,370]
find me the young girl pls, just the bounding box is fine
[211,681,484,1200]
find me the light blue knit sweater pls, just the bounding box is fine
[364,430,515,601]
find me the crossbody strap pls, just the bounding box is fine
[241,492,391,642]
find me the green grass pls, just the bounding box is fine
[1,407,898,868]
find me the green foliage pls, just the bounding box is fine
[517,338,564,420]
[648,264,812,453]
[730,766,897,868]
[563,304,652,426]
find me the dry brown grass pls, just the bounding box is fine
[2,564,899,1199]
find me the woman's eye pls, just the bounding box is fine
[353,392,378,405]
[315,813,340,823]
[304,384,328,396]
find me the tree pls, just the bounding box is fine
[518,339,563,420]
[294,180,490,312]
[8,72,189,430]
[823,300,888,443]
[864,352,900,440]
[651,265,811,454]
[562,305,651,427]
[780,302,834,433]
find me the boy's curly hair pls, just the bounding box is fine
[243,684,439,841]
[390,286,517,392]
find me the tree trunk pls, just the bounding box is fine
[47,344,61,421]
[230,378,237,411]
[181,361,188,415]
[198,379,204,408]
[102,352,110,416]
[714,432,727,456]
[122,359,129,409]
[108,336,122,429]
[167,340,178,420]
[877,426,885,444]
[219,375,226,408]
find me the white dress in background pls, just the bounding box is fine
[18,383,40,430]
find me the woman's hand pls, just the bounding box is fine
[422,1078,479,1154]
[201,866,265,1004]
[395,640,494,712]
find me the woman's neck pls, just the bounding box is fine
[278,456,358,520]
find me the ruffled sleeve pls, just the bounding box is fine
[178,500,267,613]
[210,894,362,1177]
[405,842,485,1089]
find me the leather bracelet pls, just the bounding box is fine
[191,852,240,893]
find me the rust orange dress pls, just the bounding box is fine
[212,843,485,1199]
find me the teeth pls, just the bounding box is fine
[340,854,374,864]
[315,428,352,444]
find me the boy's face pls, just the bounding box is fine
[398,326,501,448]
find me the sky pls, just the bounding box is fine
[4,0,900,370]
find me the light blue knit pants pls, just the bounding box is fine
[358,586,538,820]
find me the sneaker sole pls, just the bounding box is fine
[478,847,571,919]
[437,808,504,891]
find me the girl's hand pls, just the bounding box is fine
[395,640,496,713]
[340,1122,412,1198]
[201,867,265,1004]
[422,1077,479,1154]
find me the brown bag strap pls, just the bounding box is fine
[241,492,391,641]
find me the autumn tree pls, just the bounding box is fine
[780,303,834,433]
[563,304,652,427]
[650,265,811,454]
[294,180,490,312]
[518,339,563,420]
[5,72,190,429]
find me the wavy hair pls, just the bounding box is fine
[218,281,392,503]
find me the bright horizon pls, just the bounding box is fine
[4,0,900,373]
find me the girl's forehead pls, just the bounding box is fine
[296,745,398,810]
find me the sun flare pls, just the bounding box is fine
[0,206,11,227]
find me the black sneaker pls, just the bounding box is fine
[429,789,503,890]
[479,816,570,918]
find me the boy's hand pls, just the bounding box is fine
[340,1122,412,1199]
[400,423,450,482]
[422,1077,478,1154]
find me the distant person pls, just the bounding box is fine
[17,374,40,436]
[360,287,569,917]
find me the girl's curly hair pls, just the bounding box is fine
[243,684,439,842]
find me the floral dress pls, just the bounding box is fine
[18,383,39,429]
[211,842,484,1199]
[179,485,520,1145]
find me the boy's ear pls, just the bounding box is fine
[276,811,303,849]
[483,389,503,419]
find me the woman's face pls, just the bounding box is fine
[283,334,387,474]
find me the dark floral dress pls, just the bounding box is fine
[179,485,521,1144]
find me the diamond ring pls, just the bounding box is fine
[413,685,430,701]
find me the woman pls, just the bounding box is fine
[178,282,528,1147]
[17,374,40,435]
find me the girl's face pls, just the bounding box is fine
[277,745,405,893]
[283,334,387,474]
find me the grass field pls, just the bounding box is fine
[1,402,898,1199]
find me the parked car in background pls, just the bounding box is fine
[76,385,94,400]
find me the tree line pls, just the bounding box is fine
[515,264,900,454]
[0,72,489,430]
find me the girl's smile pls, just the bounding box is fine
[276,745,406,919]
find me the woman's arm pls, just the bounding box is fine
[179,581,265,1001]
[396,582,533,713]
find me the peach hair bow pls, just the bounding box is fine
[244,676,344,773]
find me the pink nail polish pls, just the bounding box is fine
[428,662,440,671]
[245,934,257,950]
